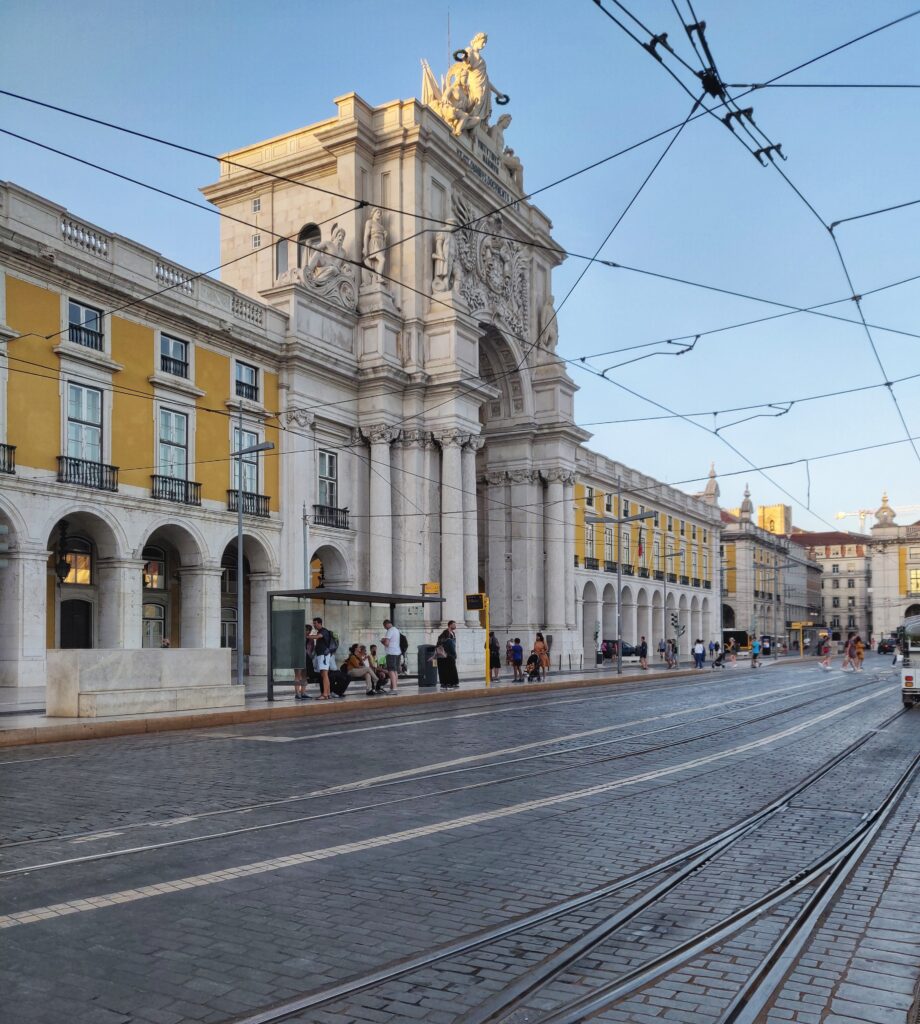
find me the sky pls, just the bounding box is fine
[3,0,920,531]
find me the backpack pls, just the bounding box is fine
[326,630,339,655]
[399,632,408,655]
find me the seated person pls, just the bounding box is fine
[525,651,541,682]
[344,644,379,696]
[367,645,389,692]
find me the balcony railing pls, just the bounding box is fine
[622,564,635,576]
[160,354,189,378]
[68,324,103,351]
[151,475,201,506]
[604,560,616,573]
[0,443,15,474]
[227,490,270,518]
[57,455,118,492]
[680,575,690,586]
[704,580,712,589]
[313,504,349,530]
[574,554,580,568]
[585,557,599,571]
[667,572,677,583]
[653,569,664,581]
[692,577,701,587]
[235,380,259,402]
[638,567,650,578]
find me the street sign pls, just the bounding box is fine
[465,593,485,611]
[422,582,440,595]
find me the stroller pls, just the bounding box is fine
[525,652,541,682]
[712,646,725,669]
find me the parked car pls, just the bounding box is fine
[603,640,638,658]
[878,637,896,655]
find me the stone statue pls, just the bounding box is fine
[539,294,558,349]
[501,147,523,190]
[420,31,509,137]
[487,113,511,150]
[432,228,455,292]
[301,223,357,309]
[362,208,387,284]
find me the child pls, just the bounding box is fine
[525,650,541,682]
[511,637,524,680]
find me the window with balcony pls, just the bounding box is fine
[232,427,259,491]
[847,596,856,608]
[585,524,596,560]
[604,493,612,513]
[67,384,102,464]
[847,615,856,628]
[160,334,189,378]
[235,361,259,402]
[68,299,104,351]
[667,515,673,532]
[604,528,614,563]
[585,486,594,508]
[318,449,337,509]
[620,529,630,566]
[158,410,188,480]
[831,615,840,628]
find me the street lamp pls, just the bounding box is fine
[585,476,654,674]
[232,436,274,686]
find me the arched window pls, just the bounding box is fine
[63,537,92,585]
[143,546,166,590]
[296,223,322,267]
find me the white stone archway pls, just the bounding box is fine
[620,585,636,645]
[139,522,207,650]
[690,594,701,646]
[582,580,600,666]
[601,583,616,652]
[636,587,650,647]
[651,591,663,652]
[678,593,690,658]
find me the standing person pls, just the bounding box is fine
[534,632,549,681]
[819,636,832,671]
[294,623,313,700]
[511,637,524,681]
[658,638,666,662]
[380,619,402,694]
[854,635,865,672]
[713,642,724,669]
[693,638,705,669]
[750,637,761,668]
[307,616,333,699]
[638,636,649,670]
[841,633,855,671]
[708,639,715,661]
[505,637,513,672]
[488,631,501,682]
[436,620,459,689]
[727,637,737,666]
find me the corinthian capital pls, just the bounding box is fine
[508,468,540,484]
[465,435,486,452]
[283,408,315,430]
[484,470,508,485]
[361,423,399,446]
[434,428,467,449]
[397,428,435,449]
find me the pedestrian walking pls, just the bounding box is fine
[534,631,549,680]
[750,637,761,668]
[819,637,832,671]
[854,635,865,672]
[693,638,705,669]
[708,639,715,660]
[488,631,501,682]
[294,623,313,700]
[638,636,648,670]
[380,618,402,693]
[841,633,855,671]
[436,620,459,689]
[658,638,666,662]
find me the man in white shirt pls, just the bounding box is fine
[381,619,402,693]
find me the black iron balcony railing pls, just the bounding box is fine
[68,324,104,350]
[585,556,599,571]
[0,443,15,474]
[604,560,616,573]
[639,567,650,578]
[57,455,118,491]
[151,475,201,506]
[680,575,690,586]
[692,577,701,587]
[227,490,270,518]
[313,504,349,530]
[622,564,635,576]
[235,380,259,402]
[573,554,580,568]
[704,580,712,589]
[653,569,664,581]
[160,354,189,378]
[667,572,677,583]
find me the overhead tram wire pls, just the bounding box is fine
[728,82,920,90]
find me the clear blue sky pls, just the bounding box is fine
[3,0,919,530]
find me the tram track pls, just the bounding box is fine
[217,704,911,1024]
[0,672,851,853]
[0,676,886,876]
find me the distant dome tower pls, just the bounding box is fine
[875,491,897,527]
[739,483,753,522]
[702,462,720,506]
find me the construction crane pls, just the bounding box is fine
[836,506,920,531]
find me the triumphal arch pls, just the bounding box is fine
[202,32,587,665]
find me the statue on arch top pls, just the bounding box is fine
[420,30,509,137]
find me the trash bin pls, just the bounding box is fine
[417,645,439,687]
[596,650,603,665]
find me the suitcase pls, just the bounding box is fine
[329,670,351,697]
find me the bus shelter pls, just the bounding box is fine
[266,588,444,700]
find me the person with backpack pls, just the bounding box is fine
[750,637,761,668]
[307,616,334,699]
[381,619,402,694]
[436,620,459,689]
[488,631,501,682]
[398,630,409,676]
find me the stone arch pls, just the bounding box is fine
[582,580,600,661]
[136,519,208,567]
[723,603,736,629]
[651,590,663,649]
[478,325,534,427]
[690,594,701,644]
[297,222,322,267]
[678,593,690,657]
[601,582,617,646]
[636,587,650,645]
[138,522,209,649]
[310,542,352,588]
[43,506,126,562]
[701,596,712,643]
[620,584,636,644]
[906,604,920,618]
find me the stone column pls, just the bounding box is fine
[544,471,566,630]
[462,436,484,625]
[96,558,145,650]
[280,409,315,589]
[179,564,223,648]
[362,424,398,594]
[0,547,50,687]
[437,430,465,625]
[393,430,431,595]
[508,469,541,630]
[484,471,509,628]
[563,474,576,628]
[248,572,279,677]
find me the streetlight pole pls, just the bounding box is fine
[662,549,680,666]
[585,475,654,675]
[232,430,275,687]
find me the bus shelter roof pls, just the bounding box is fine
[268,588,444,604]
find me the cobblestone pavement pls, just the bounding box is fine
[1,655,917,1024]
